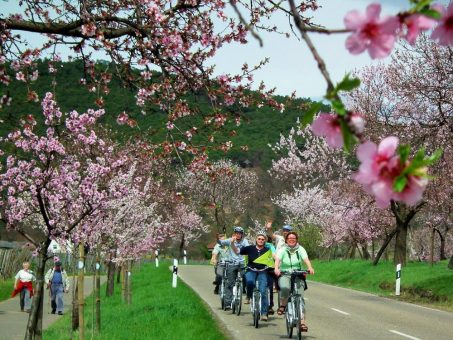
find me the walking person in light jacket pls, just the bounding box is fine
[45,257,70,315]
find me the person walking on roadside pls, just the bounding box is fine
[231,231,273,321]
[217,226,249,310]
[12,261,35,313]
[274,231,315,332]
[210,234,229,294]
[45,257,70,315]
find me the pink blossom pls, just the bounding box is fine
[403,14,437,45]
[344,3,400,59]
[353,137,426,208]
[431,3,453,46]
[311,113,343,148]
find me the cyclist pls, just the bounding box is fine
[266,220,293,251]
[217,226,249,310]
[231,231,272,321]
[274,231,315,332]
[210,234,229,294]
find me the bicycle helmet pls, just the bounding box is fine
[233,226,244,233]
[282,225,292,231]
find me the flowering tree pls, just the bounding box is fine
[176,159,258,233]
[0,93,127,339]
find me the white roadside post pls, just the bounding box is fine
[155,249,159,267]
[395,263,401,296]
[183,250,187,265]
[172,259,178,288]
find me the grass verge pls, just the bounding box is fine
[310,259,453,311]
[0,278,14,302]
[44,262,228,340]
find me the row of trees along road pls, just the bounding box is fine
[1,1,452,339]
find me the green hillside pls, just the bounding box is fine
[1,60,328,168]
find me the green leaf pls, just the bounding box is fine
[330,99,346,116]
[300,102,323,127]
[393,175,408,193]
[339,119,356,153]
[397,144,411,164]
[336,74,361,92]
[424,148,443,165]
[419,8,442,19]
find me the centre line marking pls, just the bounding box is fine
[330,308,350,315]
[389,330,421,340]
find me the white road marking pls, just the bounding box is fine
[330,308,350,315]
[389,330,421,340]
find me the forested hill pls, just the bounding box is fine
[0,60,328,168]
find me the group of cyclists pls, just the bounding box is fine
[210,221,315,332]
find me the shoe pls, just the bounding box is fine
[212,281,217,285]
[261,315,268,321]
[224,306,231,311]
[214,288,219,295]
[300,323,308,332]
[244,298,250,304]
[57,311,63,315]
[268,307,275,315]
[51,310,56,314]
[25,309,31,313]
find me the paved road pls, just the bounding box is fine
[0,276,105,340]
[178,265,453,340]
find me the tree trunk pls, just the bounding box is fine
[121,265,126,303]
[72,282,79,331]
[179,234,185,260]
[361,243,371,260]
[391,201,422,267]
[106,260,115,297]
[434,228,447,260]
[448,254,453,269]
[95,253,101,333]
[430,228,435,266]
[116,265,121,284]
[373,229,397,266]
[126,260,132,305]
[394,221,408,266]
[77,243,85,340]
[25,244,49,340]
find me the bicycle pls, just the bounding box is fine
[217,261,230,310]
[283,270,309,340]
[248,267,269,328]
[231,265,244,315]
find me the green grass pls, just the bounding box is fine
[0,278,15,302]
[44,262,228,340]
[310,259,453,311]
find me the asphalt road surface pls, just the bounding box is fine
[178,265,453,340]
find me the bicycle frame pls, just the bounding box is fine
[284,270,308,340]
[231,266,244,315]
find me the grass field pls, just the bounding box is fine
[310,259,453,311]
[43,262,228,340]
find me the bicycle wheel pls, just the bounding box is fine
[235,281,242,316]
[295,297,302,340]
[286,298,293,338]
[231,285,237,314]
[253,292,260,328]
[220,281,225,310]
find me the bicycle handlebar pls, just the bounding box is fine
[281,270,310,276]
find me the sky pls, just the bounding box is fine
[209,0,411,99]
[1,0,448,99]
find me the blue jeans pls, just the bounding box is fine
[245,270,269,315]
[50,283,64,313]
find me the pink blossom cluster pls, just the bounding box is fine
[354,136,427,208]
[344,2,453,59]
